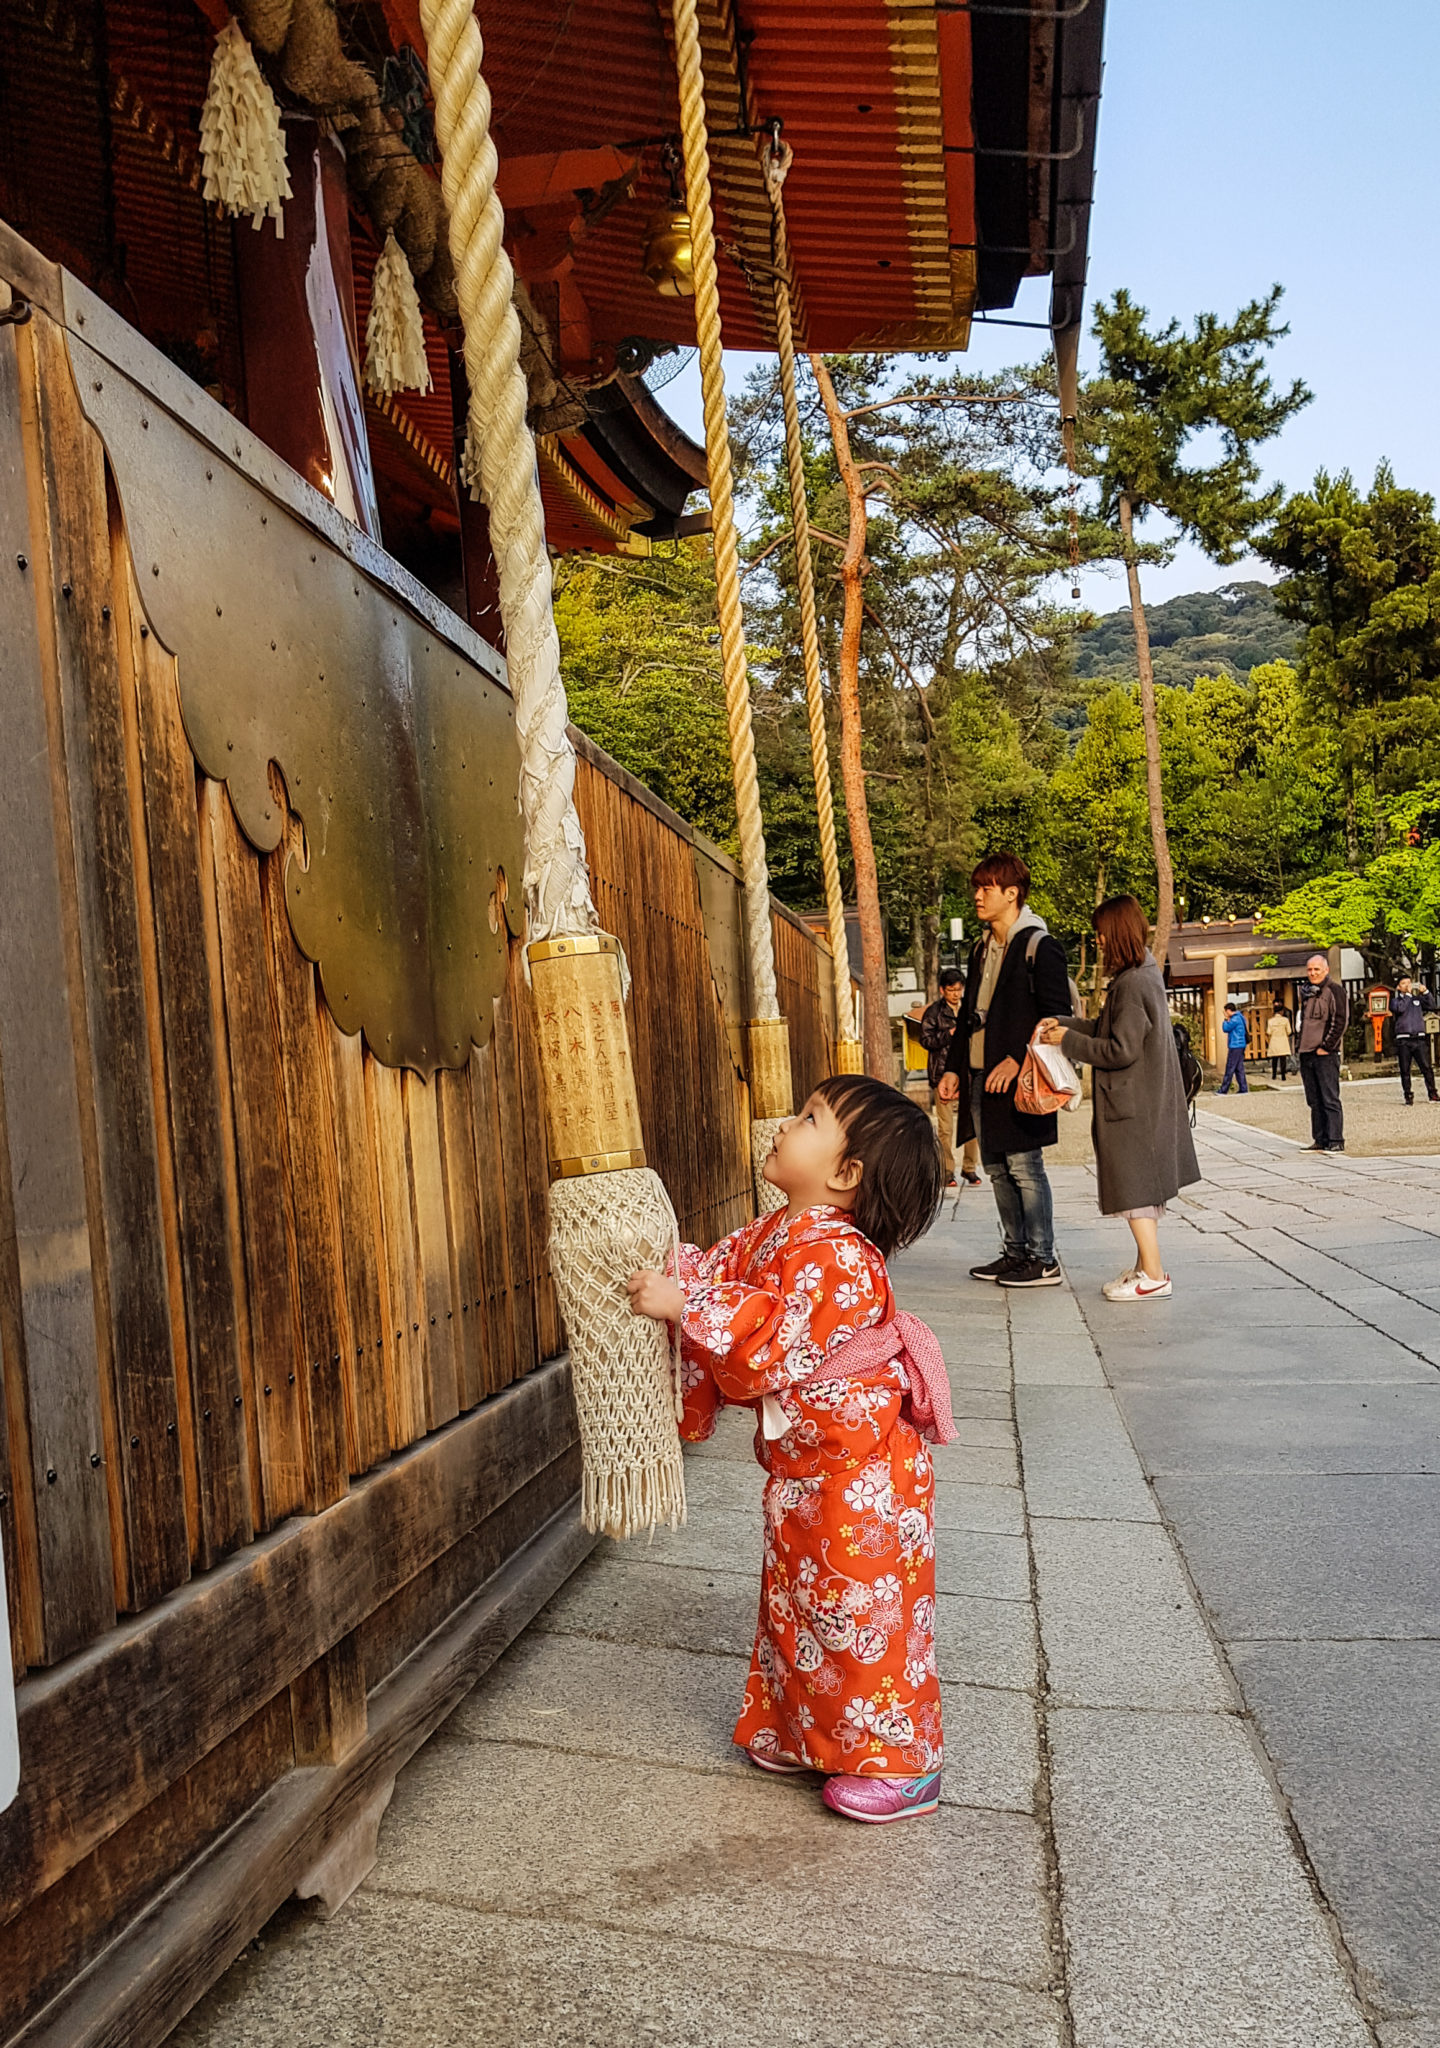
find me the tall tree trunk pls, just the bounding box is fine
[1118,493,1176,962]
[812,354,892,1080]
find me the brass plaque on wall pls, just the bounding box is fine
[63,287,522,1076]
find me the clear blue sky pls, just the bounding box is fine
[665,0,1440,615]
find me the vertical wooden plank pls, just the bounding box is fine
[403,1072,459,1432]
[113,539,252,1567]
[323,1028,390,1475]
[468,1038,514,1396]
[289,1632,366,1767]
[202,785,305,1527]
[514,969,560,1360]
[436,1065,488,1410]
[260,845,349,1512]
[20,311,188,1614]
[492,949,538,1379]
[365,1057,426,1448]
[0,311,114,1666]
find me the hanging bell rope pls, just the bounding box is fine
[417,0,684,1537]
[669,0,793,1207]
[761,133,863,1076]
[200,18,291,235]
[364,231,434,398]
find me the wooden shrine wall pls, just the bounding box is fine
[0,234,837,2048]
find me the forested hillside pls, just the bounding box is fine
[1072,581,1300,687]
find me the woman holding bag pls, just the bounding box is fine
[1036,895,1200,1302]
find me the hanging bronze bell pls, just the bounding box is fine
[642,207,695,297]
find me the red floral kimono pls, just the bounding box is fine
[677,1205,942,1778]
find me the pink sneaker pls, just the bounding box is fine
[822,1770,941,1822]
[746,1747,810,1776]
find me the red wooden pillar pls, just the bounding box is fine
[235,122,381,540]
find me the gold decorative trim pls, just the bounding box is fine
[856,0,976,348]
[536,434,639,546]
[552,1148,648,1179]
[527,932,623,962]
[369,388,454,491]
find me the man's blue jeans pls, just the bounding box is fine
[1219,1046,1248,1094]
[971,1072,1055,1264]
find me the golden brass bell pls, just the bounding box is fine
[642,207,695,298]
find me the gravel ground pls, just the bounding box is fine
[1199,1075,1440,1155]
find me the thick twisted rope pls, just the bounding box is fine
[763,141,858,1054]
[670,0,780,1024]
[418,0,597,945]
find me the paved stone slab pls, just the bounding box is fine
[943,1443,1022,1486]
[1012,1339,1106,1387]
[376,1740,1056,1988]
[941,1679,1041,1815]
[1049,1708,1373,2048]
[171,1889,1067,2048]
[933,1475,1027,1535]
[948,1385,1015,1422]
[597,1508,762,1578]
[1090,1326,1436,1389]
[1229,1638,1440,2031]
[1150,1472,1440,1639]
[1030,1518,1231,1711]
[935,1526,1031,1601]
[1015,1386,1159,1522]
[936,1591,1040,1692]
[1113,1382,1440,1476]
[533,1554,760,1660]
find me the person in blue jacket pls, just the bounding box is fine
[1217,1002,1249,1094]
[1390,976,1439,1105]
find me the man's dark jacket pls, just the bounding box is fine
[942,919,1071,1155]
[1390,987,1436,1037]
[916,996,963,1089]
[1298,977,1349,1057]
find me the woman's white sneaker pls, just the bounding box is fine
[1102,1270,1171,1302]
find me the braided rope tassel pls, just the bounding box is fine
[417,0,598,947]
[670,0,781,1029]
[763,140,860,1063]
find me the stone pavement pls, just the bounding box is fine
[174,1113,1440,2048]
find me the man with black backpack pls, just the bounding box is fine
[937,852,1071,1288]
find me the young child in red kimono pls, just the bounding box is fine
[628,1074,950,1824]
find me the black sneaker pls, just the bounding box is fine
[970,1253,1024,1282]
[998,1258,1064,1289]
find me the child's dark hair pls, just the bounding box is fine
[814,1074,944,1259]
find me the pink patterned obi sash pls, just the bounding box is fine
[806,1311,956,1447]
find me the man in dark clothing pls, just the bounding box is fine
[1390,976,1439,1105]
[1297,954,1349,1151]
[909,968,981,1189]
[938,851,1071,1287]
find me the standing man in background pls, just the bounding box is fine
[1217,1002,1250,1094]
[1298,953,1349,1152]
[1390,975,1439,1106]
[910,968,982,1192]
[938,852,1071,1288]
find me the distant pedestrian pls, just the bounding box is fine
[1266,1004,1293,1081]
[909,969,982,1190]
[1297,953,1349,1151]
[1217,1003,1249,1093]
[937,851,1071,1289]
[1390,975,1439,1106]
[1037,895,1200,1303]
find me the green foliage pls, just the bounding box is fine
[1257,466,1440,848]
[554,549,739,848]
[1081,288,1312,553]
[1258,784,1440,964]
[1072,580,1299,687]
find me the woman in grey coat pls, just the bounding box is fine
[1037,894,1200,1302]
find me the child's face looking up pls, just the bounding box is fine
[763,1092,862,1215]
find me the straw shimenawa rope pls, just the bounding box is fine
[762,138,861,1070]
[669,0,780,1031]
[417,0,684,1537]
[670,0,792,1207]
